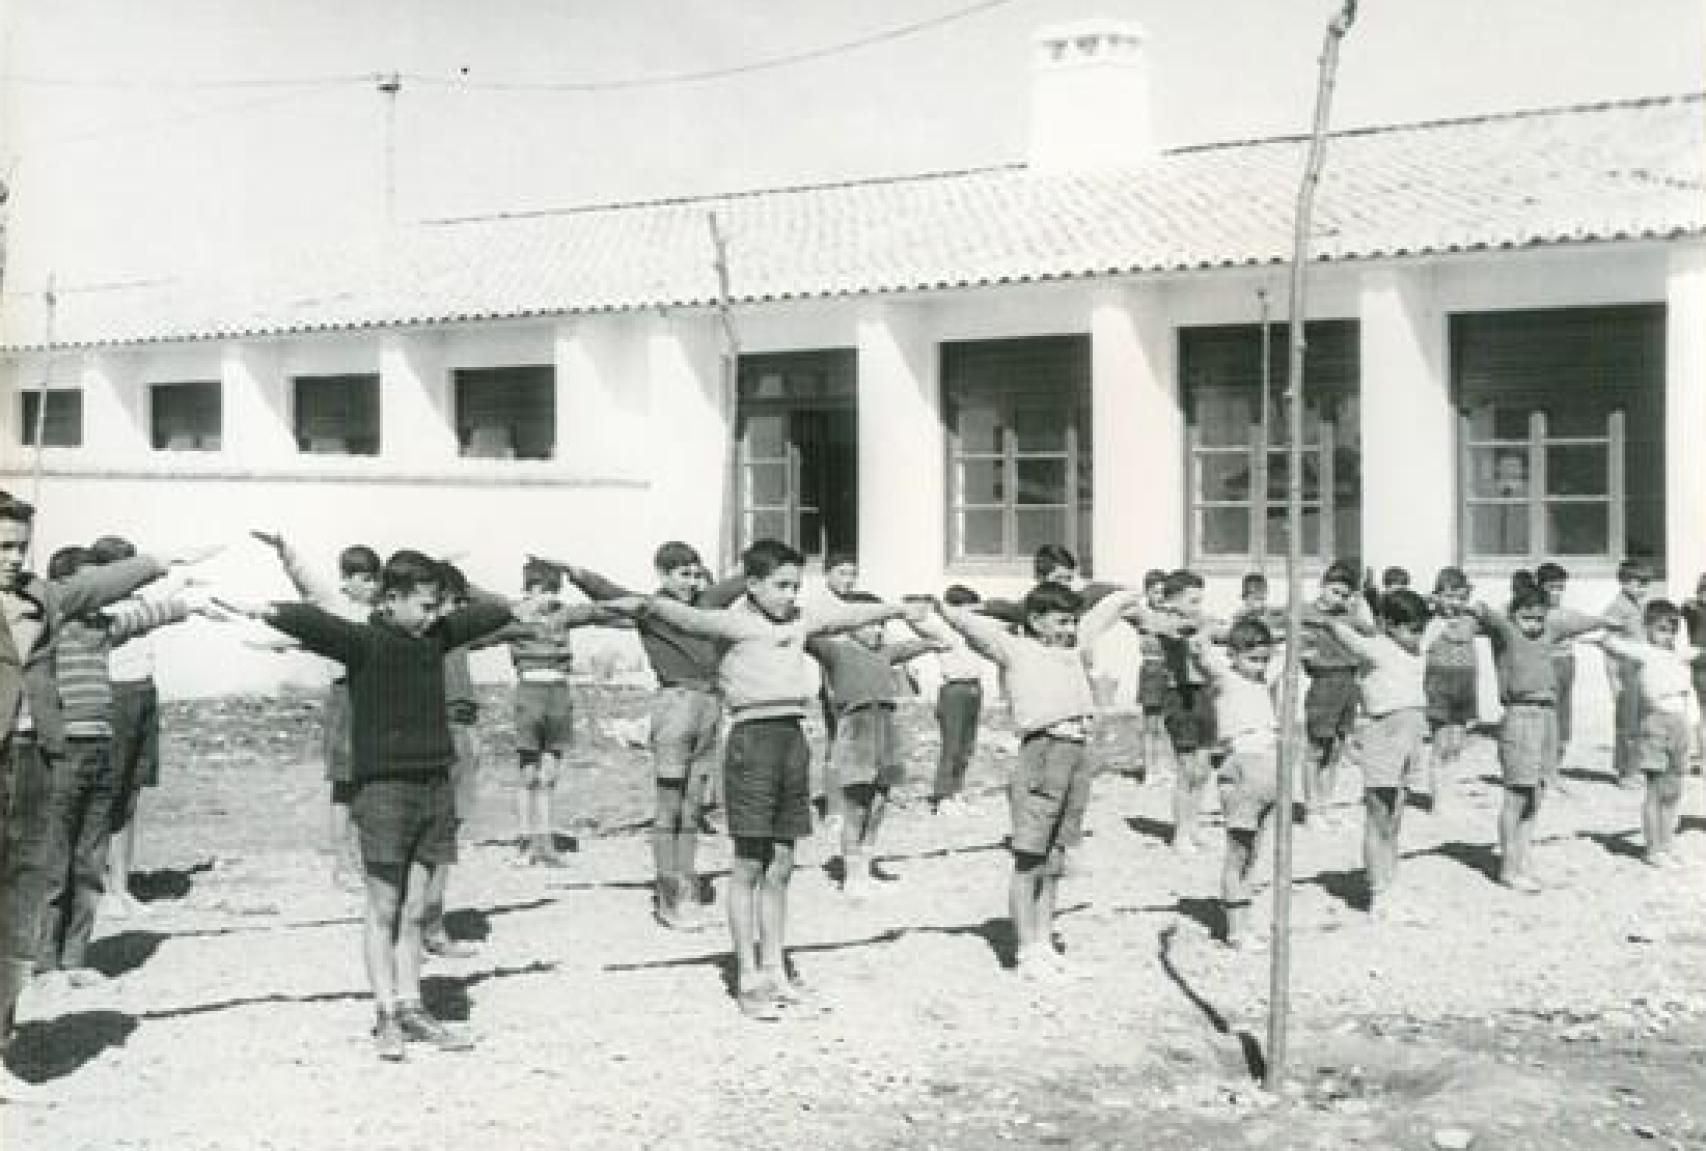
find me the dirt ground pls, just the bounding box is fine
[6,684,1705,1151]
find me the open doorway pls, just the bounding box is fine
[735,349,858,565]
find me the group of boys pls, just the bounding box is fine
[4,487,1703,1075]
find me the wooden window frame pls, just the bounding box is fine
[149,381,223,452]
[18,389,84,448]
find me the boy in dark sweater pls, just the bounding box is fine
[1298,561,1376,825]
[228,549,518,1060]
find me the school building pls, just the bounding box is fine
[2,24,1703,696]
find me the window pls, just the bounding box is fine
[1454,305,1664,566]
[294,374,380,455]
[18,390,83,447]
[1181,321,1360,564]
[453,366,554,460]
[150,381,222,451]
[943,336,1092,567]
[736,350,858,559]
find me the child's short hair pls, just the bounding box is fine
[1434,566,1470,594]
[1535,561,1568,586]
[48,546,90,581]
[743,538,804,580]
[522,558,563,594]
[1226,617,1274,653]
[1162,568,1204,600]
[1617,558,1655,585]
[1142,568,1167,592]
[380,550,444,597]
[438,562,469,602]
[1321,560,1359,590]
[0,491,35,524]
[1033,544,1077,581]
[1378,588,1430,630]
[943,583,981,607]
[1241,572,1268,597]
[1508,585,1548,615]
[824,550,858,573]
[1645,598,1682,628]
[1510,569,1538,600]
[1023,580,1082,623]
[339,545,381,578]
[89,535,136,564]
[653,541,701,574]
[1381,565,1411,589]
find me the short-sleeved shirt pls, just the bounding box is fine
[982,629,1096,737]
[1480,607,1602,703]
[1200,648,1277,755]
[1352,634,1427,717]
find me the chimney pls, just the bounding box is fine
[1027,20,1154,172]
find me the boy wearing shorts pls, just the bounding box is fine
[809,594,943,897]
[1312,589,1431,918]
[1421,567,1478,812]
[1132,570,1173,783]
[1592,600,1706,868]
[929,585,988,814]
[1536,562,1578,787]
[233,550,519,1058]
[620,540,916,1018]
[1473,588,1606,891]
[940,581,1143,982]
[1299,561,1374,824]
[253,533,380,889]
[558,544,741,931]
[1155,569,1217,852]
[1194,618,1280,950]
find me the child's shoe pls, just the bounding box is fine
[373,1009,406,1062]
[396,1003,474,1051]
[423,934,479,960]
[1502,873,1542,894]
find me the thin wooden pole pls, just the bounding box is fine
[1268,0,1356,1093]
[706,212,741,575]
[30,273,58,515]
[1255,286,1272,568]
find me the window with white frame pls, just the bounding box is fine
[453,366,554,460]
[294,373,380,456]
[1454,305,1664,566]
[942,336,1092,568]
[18,390,83,447]
[1181,322,1360,564]
[150,381,222,451]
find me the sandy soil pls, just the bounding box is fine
[5,684,1704,1151]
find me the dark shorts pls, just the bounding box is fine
[449,722,480,822]
[723,718,813,842]
[1138,661,1172,712]
[1552,652,1577,745]
[1305,669,1360,744]
[1424,664,1477,729]
[649,686,721,786]
[349,775,457,867]
[1215,749,1278,832]
[832,704,904,789]
[1497,702,1557,788]
[1355,708,1428,790]
[324,681,353,784]
[1163,683,1216,754]
[515,680,574,754]
[1639,709,1691,779]
[1008,734,1095,857]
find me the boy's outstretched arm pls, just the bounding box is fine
[231,600,368,666]
[1078,588,1145,649]
[806,598,915,639]
[938,603,1013,667]
[252,531,343,609]
[629,594,764,643]
[438,598,518,650]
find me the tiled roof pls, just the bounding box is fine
[4,93,1702,350]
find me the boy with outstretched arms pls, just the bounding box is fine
[1421,567,1477,812]
[1471,587,1606,891]
[252,532,380,888]
[549,543,743,930]
[808,593,945,897]
[1603,559,1654,789]
[1151,569,1218,852]
[225,550,522,1059]
[929,584,989,813]
[1591,599,1706,868]
[1310,589,1432,918]
[612,540,918,1017]
[1535,562,1578,787]
[1191,617,1280,949]
[1298,561,1376,824]
[38,546,221,984]
[938,581,1142,982]
[1132,570,1173,783]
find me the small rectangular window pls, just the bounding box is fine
[18,390,83,447]
[151,381,222,451]
[294,374,380,455]
[453,366,555,460]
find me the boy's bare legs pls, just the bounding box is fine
[393,860,432,1003]
[1431,726,1463,813]
[1142,715,1169,785]
[862,787,891,874]
[1643,772,1683,863]
[1363,788,1404,912]
[1009,853,1044,968]
[105,808,145,914]
[534,753,566,864]
[676,776,705,904]
[839,785,870,896]
[1499,784,1540,889]
[728,840,769,996]
[757,841,795,984]
[1171,751,1209,851]
[363,863,404,1009]
[514,758,536,859]
[1221,828,1258,945]
[652,782,681,917]
[330,795,360,887]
